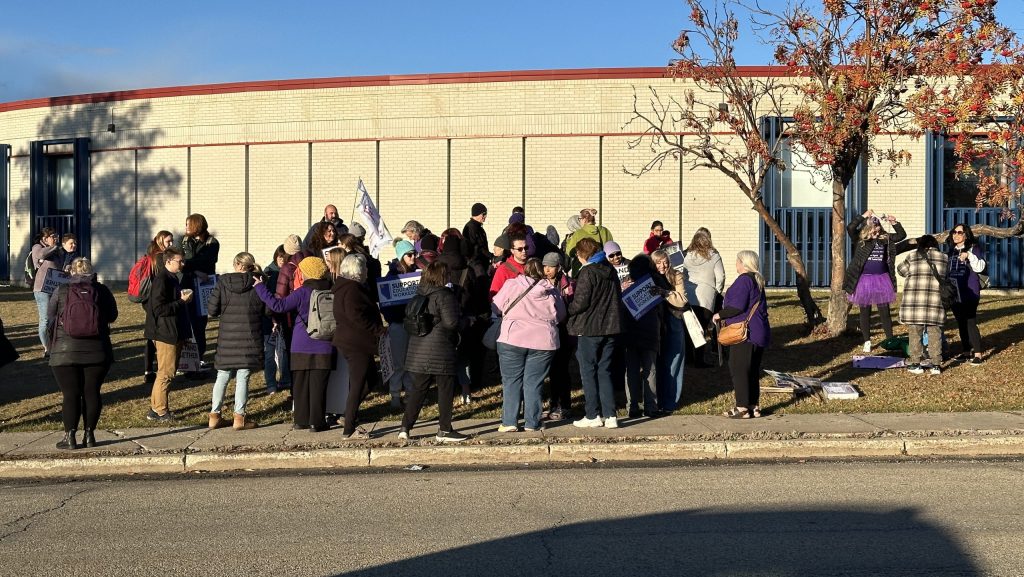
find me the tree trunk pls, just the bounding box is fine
[751,198,823,329]
[826,179,849,337]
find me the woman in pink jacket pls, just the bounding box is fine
[493,258,566,432]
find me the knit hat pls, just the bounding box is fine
[493,234,511,251]
[604,241,622,255]
[542,252,562,267]
[394,240,415,260]
[420,234,440,252]
[284,234,302,256]
[508,212,525,225]
[472,202,487,217]
[298,256,328,280]
[349,222,366,239]
[566,215,582,233]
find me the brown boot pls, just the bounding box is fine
[233,413,256,430]
[209,412,227,429]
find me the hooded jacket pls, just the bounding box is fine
[208,271,265,370]
[47,274,118,366]
[405,284,461,375]
[493,275,565,350]
[145,265,190,344]
[682,251,725,311]
[567,260,623,337]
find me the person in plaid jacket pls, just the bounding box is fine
[897,235,948,375]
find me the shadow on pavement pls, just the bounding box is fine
[332,508,977,576]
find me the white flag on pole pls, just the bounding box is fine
[353,179,393,259]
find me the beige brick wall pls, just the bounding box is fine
[8,155,32,272]
[601,136,680,257]
[378,140,448,242]
[89,150,135,280]
[136,147,188,256]
[249,143,309,266]
[189,146,245,275]
[311,141,377,230]
[525,137,600,245]
[449,138,522,243]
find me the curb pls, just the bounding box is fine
[3,436,1024,478]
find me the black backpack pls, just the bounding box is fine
[403,293,434,337]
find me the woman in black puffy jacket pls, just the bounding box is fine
[207,252,266,430]
[48,257,118,450]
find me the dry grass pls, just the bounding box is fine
[1,286,1022,432]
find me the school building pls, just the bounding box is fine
[1,67,1020,286]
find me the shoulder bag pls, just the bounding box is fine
[482,278,541,350]
[718,298,761,347]
[926,258,956,309]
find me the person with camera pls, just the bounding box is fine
[144,246,193,422]
[30,227,61,355]
[643,220,673,255]
[946,223,987,366]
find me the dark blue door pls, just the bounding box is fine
[1,144,8,281]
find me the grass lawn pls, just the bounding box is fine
[1,286,1022,432]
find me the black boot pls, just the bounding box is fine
[56,430,79,450]
[83,429,97,448]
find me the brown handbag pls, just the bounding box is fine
[717,299,761,346]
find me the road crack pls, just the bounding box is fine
[0,487,90,543]
[538,513,568,571]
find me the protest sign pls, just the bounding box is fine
[177,339,201,372]
[195,275,217,316]
[326,354,350,414]
[663,242,686,273]
[378,329,395,384]
[615,264,631,283]
[621,275,663,320]
[41,268,70,295]
[377,272,422,306]
[682,309,707,348]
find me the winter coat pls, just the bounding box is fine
[181,235,219,281]
[439,250,485,321]
[643,233,673,255]
[683,251,725,311]
[145,265,190,344]
[567,260,623,337]
[208,272,265,370]
[494,275,566,351]
[947,243,985,304]
[655,267,689,318]
[405,284,461,375]
[261,262,280,336]
[30,242,60,292]
[47,274,118,366]
[332,276,385,356]
[462,218,491,275]
[255,278,334,356]
[843,215,906,294]
[489,259,526,300]
[897,248,948,326]
[720,273,771,348]
[565,224,614,257]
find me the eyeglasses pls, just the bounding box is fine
[511,246,527,252]
[608,252,622,258]
[952,230,966,236]
[167,259,183,265]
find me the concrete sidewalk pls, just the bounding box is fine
[2,411,1024,478]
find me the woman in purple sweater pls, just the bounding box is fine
[713,250,770,419]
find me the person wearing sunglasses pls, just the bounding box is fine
[945,223,986,366]
[844,209,906,353]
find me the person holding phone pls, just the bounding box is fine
[30,228,60,355]
[144,246,193,421]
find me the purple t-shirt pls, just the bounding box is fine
[862,243,888,275]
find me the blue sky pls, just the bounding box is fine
[2,0,1022,102]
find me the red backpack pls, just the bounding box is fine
[127,255,153,303]
[62,283,101,338]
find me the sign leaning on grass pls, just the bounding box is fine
[377,272,422,306]
[622,275,663,320]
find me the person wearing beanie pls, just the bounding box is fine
[284,234,302,256]
[348,222,366,240]
[394,240,415,262]
[463,203,490,277]
[381,239,419,409]
[254,255,335,432]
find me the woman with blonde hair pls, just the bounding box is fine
[683,229,725,367]
[207,252,265,430]
[844,209,905,352]
[713,251,771,419]
[650,248,689,411]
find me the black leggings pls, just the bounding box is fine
[402,372,455,432]
[859,305,893,341]
[728,342,764,409]
[951,300,982,354]
[52,363,110,431]
[291,369,329,428]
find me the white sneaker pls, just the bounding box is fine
[929,366,941,376]
[604,416,619,429]
[397,429,409,440]
[572,416,604,428]
[862,340,872,353]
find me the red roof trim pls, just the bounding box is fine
[0,66,790,113]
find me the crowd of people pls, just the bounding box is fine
[24,202,991,449]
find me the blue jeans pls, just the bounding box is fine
[498,343,554,429]
[576,335,618,420]
[212,368,252,415]
[658,315,686,411]
[263,333,290,389]
[34,291,51,352]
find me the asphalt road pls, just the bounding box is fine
[2,460,1023,577]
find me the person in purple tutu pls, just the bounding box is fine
[844,209,906,353]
